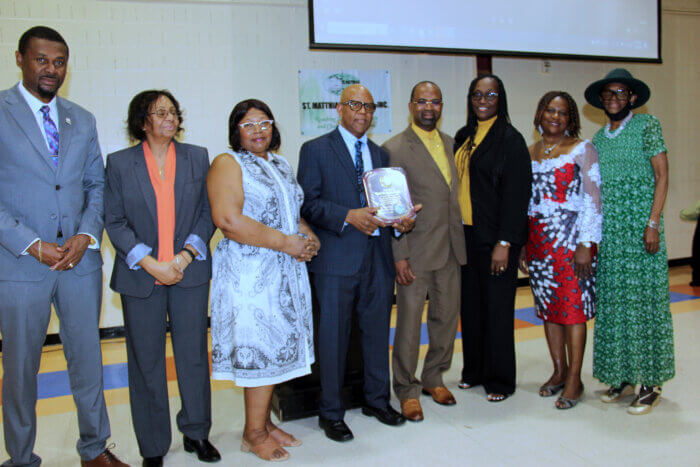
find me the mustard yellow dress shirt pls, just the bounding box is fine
[411,123,452,188]
[455,115,497,225]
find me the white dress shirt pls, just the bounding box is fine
[17,81,59,153]
[337,124,379,236]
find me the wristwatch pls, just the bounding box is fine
[497,240,511,247]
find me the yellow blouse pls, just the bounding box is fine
[455,115,497,225]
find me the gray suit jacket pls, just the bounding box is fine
[0,84,104,281]
[104,141,214,298]
[382,126,466,271]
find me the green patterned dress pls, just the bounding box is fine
[592,113,675,387]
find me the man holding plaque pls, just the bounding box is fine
[381,81,466,421]
[298,84,415,442]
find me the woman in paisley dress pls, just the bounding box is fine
[585,69,674,415]
[519,91,602,409]
[207,99,320,460]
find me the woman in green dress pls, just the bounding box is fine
[584,69,675,415]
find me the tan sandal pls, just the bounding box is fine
[269,428,302,447]
[241,436,290,462]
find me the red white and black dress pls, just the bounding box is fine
[525,140,602,324]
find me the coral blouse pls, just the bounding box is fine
[142,141,176,262]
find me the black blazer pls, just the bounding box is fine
[104,141,215,298]
[454,120,532,249]
[297,128,395,277]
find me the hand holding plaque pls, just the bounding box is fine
[362,167,416,224]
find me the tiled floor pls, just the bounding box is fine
[1,266,698,466]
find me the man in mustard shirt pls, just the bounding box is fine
[381,81,467,421]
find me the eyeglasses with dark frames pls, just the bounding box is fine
[599,88,631,102]
[342,100,377,113]
[470,91,499,103]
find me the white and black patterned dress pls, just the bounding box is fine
[210,151,314,387]
[525,141,602,324]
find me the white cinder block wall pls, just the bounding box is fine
[0,0,698,330]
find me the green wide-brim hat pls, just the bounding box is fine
[584,68,651,109]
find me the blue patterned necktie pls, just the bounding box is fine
[40,105,59,167]
[354,139,366,206]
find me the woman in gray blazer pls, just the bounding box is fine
[104,90,219,466]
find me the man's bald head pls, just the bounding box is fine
[337,84,376,138]
[409,81,443,131]
[409,81,440,101]
[340,84,372,103]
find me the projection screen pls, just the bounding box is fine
[309,0,661,62]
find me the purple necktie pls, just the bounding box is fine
[40,105,59,167]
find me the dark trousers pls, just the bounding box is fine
[312,239,394,420]
[459,225,518,395]
[121,283,212,458]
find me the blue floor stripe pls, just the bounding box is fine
[514,307,541,325]
[670,291,700,303]
[102,362,129,391]
[37,370,72,399]
[37,362,129,400]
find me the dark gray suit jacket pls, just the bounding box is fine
[0,84,104,281]
[297,128,395,277]
[104,141,214,298]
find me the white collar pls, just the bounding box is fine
[604,111,634,139]
[17,81,58,116]
[338,124,368,148]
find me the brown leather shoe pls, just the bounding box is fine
[400,398,424,422]
[81,447,129,466]
[422,386,457,406]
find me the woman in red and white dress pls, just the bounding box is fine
[519,91,602,409]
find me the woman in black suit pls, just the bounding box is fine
[104,90,220,466]
[454,75,532,402]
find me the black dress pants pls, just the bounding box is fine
[459,225,518,395]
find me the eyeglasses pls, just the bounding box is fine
[599,89,630,102]
[150,108,178,118]
[470,91,499,103]
[342,100,377,113]
[239,120,274,133]
[412,99,443,107]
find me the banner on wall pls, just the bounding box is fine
[299,69,392,136]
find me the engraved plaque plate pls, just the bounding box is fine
[362,167,416,224]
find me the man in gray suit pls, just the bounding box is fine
[0,26,126,466]
[381,81,466,421]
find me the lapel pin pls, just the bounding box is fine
[65,117,71,125]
